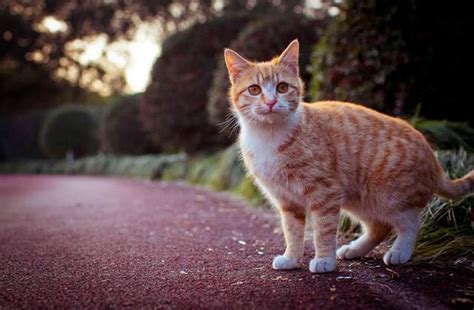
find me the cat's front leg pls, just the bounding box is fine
[309,204,340,273]
[272,203,306,270]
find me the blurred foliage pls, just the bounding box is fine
[309,1,474,123]
[0,0,218,114]
[207,14,327,143]
[0,109,48,160]
[409,103,474,151]
[0,9,87,114]
[140,13,255,153]
[0,153,186,178]
[414,120,474,151]
[0,0,315,115]
[39,105,99,159]
[101,95,154,155]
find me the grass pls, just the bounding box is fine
[0,153,187,179]
[159,144,264,205]
[412,149,474,265]
[1,146,472,265]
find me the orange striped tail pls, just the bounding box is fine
[436,170,474,200]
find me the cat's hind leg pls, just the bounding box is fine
[337,220,391,260]
[272,203,306,270]
[383,208,421,265]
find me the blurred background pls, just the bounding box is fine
[0,0,473,264]
[1,0,474,163]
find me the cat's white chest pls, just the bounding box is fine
[238,113,305,202]
[239,127,300,203]
[243,143,281,183]
[240,132,281,181]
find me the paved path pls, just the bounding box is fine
[0,175,471,309]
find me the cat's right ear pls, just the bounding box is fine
[224,49,252,84]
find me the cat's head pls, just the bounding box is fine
[224,40,303,125]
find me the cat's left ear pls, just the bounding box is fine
[224,49,253,84]
[278,39,299,75]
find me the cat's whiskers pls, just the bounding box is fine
[217,111,239,136]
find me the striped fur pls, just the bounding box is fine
[224,40,474,273]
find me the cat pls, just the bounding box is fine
[223,39,474,273]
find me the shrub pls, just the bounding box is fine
[0,109,48,160]
[39,105,99,159]
[140,13,254,153]
[102,95,153,155]
[207,14,327,142]
[309,0,474,123]
[414,120,474,151]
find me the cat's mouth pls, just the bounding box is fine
[255,110,273,115]
[253,109,288,123]
[255,108,282,115]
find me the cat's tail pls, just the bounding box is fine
[436,170,474,200]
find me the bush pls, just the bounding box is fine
[207,14,327,142]
[102,95,153,155]
[0,109,48,160]
[39,105,99,159]
[140,13,254,153]
[309,1,474,123]
[414,120,474,151]
[159,143,264,205]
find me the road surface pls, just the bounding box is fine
[0,175,471,309]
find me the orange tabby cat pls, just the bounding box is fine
[224,40,474,273]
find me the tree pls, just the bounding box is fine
[0,0,219,115]
[309,0,474,123]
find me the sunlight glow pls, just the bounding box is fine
[305,0,322,9]
[38,16,68,33]
[76,35,108,65]
[121,24,161,93]
[62,23,161,95]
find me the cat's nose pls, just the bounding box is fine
[266,99,277,111]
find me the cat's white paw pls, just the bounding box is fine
[383,249,411,265]
[309,257,336,273]
[336,244,361,260]
[272,255,300,270]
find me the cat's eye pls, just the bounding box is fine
[248,85,261,96]
[276,82,289,94]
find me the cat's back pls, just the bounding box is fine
[302,100,427,148]
[301,100,441,195]
[304,100,410,131]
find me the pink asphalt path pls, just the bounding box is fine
[0,175,470,309]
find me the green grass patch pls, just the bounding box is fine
[0,154,187,179]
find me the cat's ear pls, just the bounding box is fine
[224,49,252,84]
[278,39,299,75]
